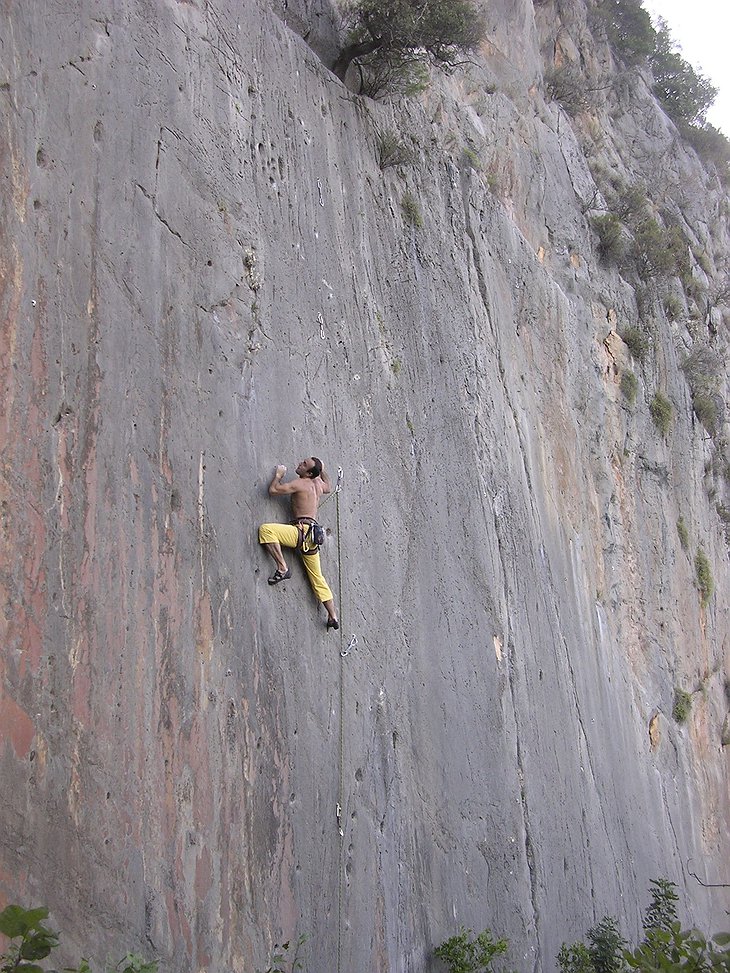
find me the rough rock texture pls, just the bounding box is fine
[1,0,728,971]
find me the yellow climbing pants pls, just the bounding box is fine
[258,523,333,603]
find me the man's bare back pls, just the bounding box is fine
[268,458,332,519]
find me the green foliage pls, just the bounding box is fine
[650,21,717,127]
[676,515,689,551]
[587,916,627,973]
[631,218,683,280]
[682,346,724,435]
[546,65,598,115]
[692,393,722,435]
[615,183,648,224]
[682,122,730,182]
[434,927,508,973]
[0,905,157,973]
[376,129,414,169]
[258,935,307,973]
[559,882,730,973]
[620,326,649,362]
[401,190,424,228]
[558,942,595,973]
[592,213,625,262]
[694,547,714,606]
[625,924,730,972]
[620,371,638,406]
[649,391,672,437]
[335,0,486,96]
[642,879,678,934]
[672,688,692,723]
[663,294,683,321]
[592,0,656,65]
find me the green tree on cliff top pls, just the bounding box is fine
[333,0,486,96]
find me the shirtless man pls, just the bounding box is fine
[258,457,339,630]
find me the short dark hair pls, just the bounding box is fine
[310,456,323,478]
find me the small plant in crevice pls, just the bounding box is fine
[620,325,649,362]
[592,213,626,262]
[672,687,693,723]
[620,370,638,406]
[649,391,673,437]
[435,926,509,973]
[694,547,714,606]
[376,129,414,170]
[676,515,689,551]
[401,190,424,228]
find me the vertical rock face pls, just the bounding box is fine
[1,0,728,970]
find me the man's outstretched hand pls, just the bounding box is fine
[275,465,287,477]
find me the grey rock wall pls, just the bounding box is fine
[1,0,728,971]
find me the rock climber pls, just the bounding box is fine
[259,457,339,630]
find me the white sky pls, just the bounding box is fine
[642,0,730,136]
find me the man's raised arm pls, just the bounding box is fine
[269,465,299,496]
[319,465,332,494]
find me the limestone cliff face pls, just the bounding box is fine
[1,1,728,971]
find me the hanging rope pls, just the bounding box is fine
[335,477,346,973]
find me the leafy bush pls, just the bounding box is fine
[650,21,717,127]
[334,0,486,96]
[682,122,730,182]
[676,515,689,551]
[593,213,625,262]
[695,547,714,605]
[587,916,627,973]
[642,879,678,933]
[435,927,508,973]
[620,326,649,362]
[546,65,599,115]
[559,881,730,973]
[620,371,638,406]
[376,129,414,170]
[626,924,730,972]
[0,904,158,973]
[402,190,424,227]
[631,218,683,280]
[592,0,655,65]
[650,391,672,436]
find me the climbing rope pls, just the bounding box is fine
[335,477,345,973]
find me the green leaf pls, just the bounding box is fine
[0,906,50,939]
[712,933,730,946]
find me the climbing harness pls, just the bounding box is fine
[291,516,325,554]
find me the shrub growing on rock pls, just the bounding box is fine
[333,0,486,96]
[592,213,625,262]
[650,391,673,436]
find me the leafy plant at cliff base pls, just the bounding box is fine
[0,905,58,973]
[0,905,157,973]
[642,878,678,933]
[333,0,486,97]
[559,916,627,973]
[434,926,508,973]
[258,935,307,973]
